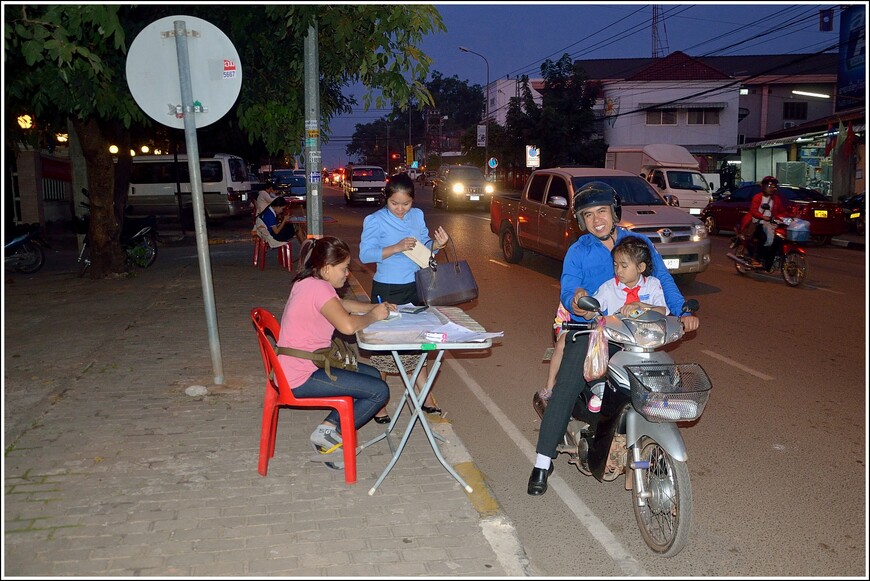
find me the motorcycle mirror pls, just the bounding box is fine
[576,295,601,313]
[681,299,700,314]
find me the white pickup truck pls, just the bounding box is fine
[605,144,713,215]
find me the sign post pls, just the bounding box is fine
[127,15,244,385]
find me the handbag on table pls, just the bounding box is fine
[414,238,479,307]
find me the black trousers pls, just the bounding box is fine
[535,331,618,458]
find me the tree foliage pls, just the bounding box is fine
[4,4,444,278]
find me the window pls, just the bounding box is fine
[545,177,569,203]
[646,109,677,125]
[783,101,808,120]
[526,174,549,203]
[687,109,720,125]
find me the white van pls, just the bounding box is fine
[127,153,253,223]
[343,164,387,205]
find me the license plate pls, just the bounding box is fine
[814,209,827,218]
[663,258,680,270]
[689,208,701,215]
[851,212,861,219]
[470,195,480,201]
[365,197,375,202]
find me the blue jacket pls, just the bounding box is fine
[560,228,686,319]
[359,207,434,285]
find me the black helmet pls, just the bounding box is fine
[572,181,622,229]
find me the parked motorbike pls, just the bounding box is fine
[76,189,159,277]
[725,216,808,287]
[5,223,49,274]
[533,296,710,557]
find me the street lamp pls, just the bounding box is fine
[459,46,490,178]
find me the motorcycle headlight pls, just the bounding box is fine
[452,182,465,194]
[691,223,707,241]
[622,319,667,348]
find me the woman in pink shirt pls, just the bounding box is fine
[277,236,392,470]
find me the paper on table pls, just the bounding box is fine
[402,239,432,268]
[422,322,504,343]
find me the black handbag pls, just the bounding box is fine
[414,239,479,306]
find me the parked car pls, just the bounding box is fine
[271,170,308,206]
[432,165,494,211]
[839,192,865,236]
[701,183,847,245]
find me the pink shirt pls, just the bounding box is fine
[277,277,340,388]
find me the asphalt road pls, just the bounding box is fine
[189,184,867,576]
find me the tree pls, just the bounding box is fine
[346,71,484,166]
[4,5,444,278]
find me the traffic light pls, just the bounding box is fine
[391,152,399,159]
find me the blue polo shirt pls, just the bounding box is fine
[560,228,686,319]
[359,207,434,285]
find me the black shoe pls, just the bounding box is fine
[421,405,442,415]
[373,414,391,425]
[527,464,554,496]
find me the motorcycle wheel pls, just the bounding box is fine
[13,241,45,273]
[781,252,807,287]
[126,235,158,268]
[631,436,692,557]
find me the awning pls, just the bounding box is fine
[638,101,728,110]
[740,124,865,149]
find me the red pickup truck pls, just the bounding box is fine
[490,167,711,283]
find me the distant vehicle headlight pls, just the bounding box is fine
[485,184,494,194]
[452,182,465,194]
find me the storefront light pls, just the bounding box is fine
[792,90,829,99]
[109,145,119,154]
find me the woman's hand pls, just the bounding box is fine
[432,226,449,249]
[371,303,391,321]
[391,237,417,255]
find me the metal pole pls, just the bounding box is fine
[304,23,322,238]
[174,20,224,385]
[459,46,490,177]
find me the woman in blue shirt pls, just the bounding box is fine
[359,173,450,419]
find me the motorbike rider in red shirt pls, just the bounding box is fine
[740,176,789,271]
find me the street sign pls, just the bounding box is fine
[526,145,540,168]
[126,15,242,129]
[477,124,487,147]
[488,157,498,169]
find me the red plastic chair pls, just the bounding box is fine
[252,235,293,272]
[251,308,357,484]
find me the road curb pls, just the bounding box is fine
[830,237,865,250]
[346,272,533,576]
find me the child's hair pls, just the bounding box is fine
[612,236,653,276]
[292,236,350,285]
[385,172,415,200]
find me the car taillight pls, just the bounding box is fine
[226,186,241,201]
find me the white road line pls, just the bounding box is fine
[446,358,649,577]
[701,350,775,380]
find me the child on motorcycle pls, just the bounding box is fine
[537,236,668,412]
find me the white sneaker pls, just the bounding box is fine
[587,394,602,413]
[310,425,343,454]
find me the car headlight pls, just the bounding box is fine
[691,223,707,241]
[485,184,494,194]
[452,183,465,194]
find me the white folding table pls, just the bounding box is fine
[356,306,492,495]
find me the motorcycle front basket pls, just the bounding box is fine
[625,363,712,423]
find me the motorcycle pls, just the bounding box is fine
[725,216,809,287]
[5,223,49,274]
[533,296,710,557]
[840,192,864,236]
[75,189,159,277]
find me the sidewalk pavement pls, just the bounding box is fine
[3,239,532,577]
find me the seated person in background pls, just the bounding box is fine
[254,180,279,215]
[254,196,296,248]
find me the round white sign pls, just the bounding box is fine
[126,15,242,129]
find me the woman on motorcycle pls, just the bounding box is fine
[527,181,700,496]
[739,176,788,271]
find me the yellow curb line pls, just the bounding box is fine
[455,461,502,517]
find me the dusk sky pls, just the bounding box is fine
[321,2,849,168]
